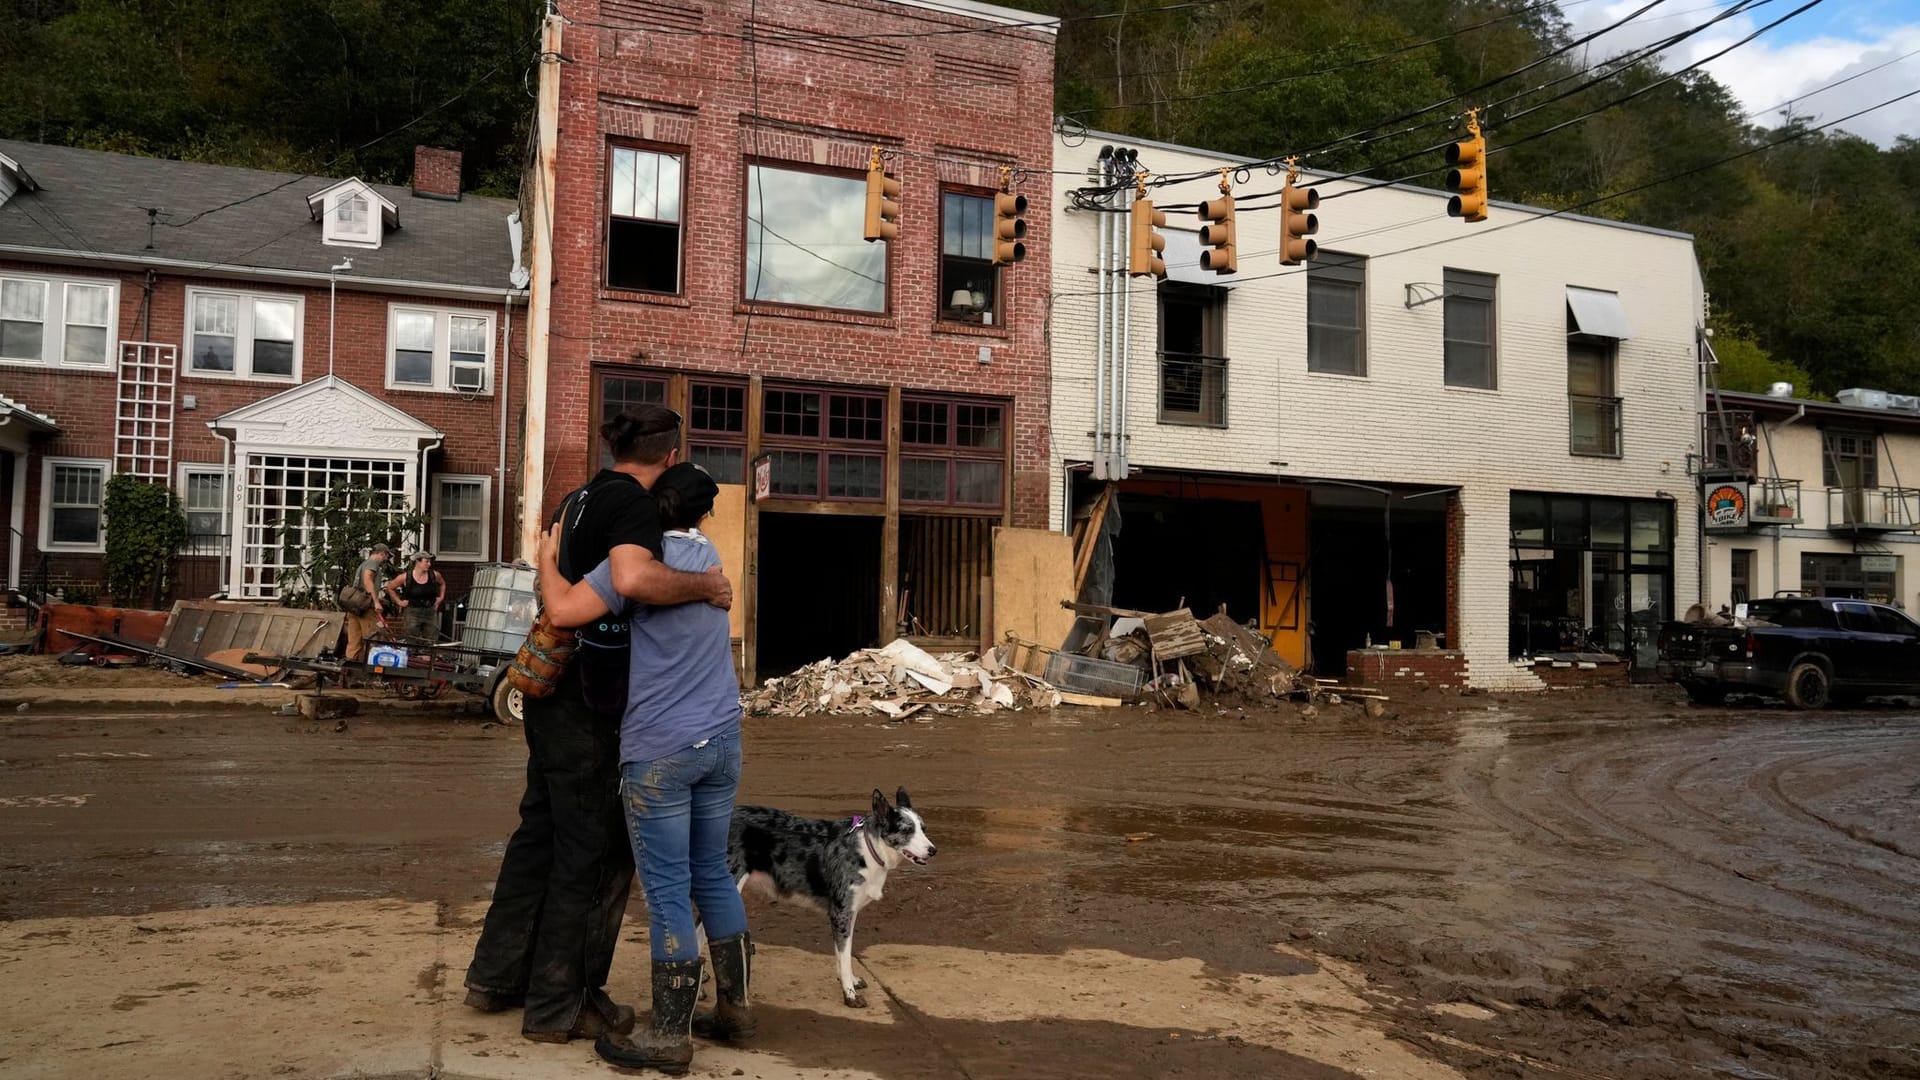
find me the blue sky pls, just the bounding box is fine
[1565,0,1920,145]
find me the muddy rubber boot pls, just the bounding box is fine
[692,932,757,1042]
[587,986,637,1035]
[595,958,702,1075]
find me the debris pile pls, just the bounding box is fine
[746,638,1063,718]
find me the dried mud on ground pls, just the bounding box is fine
[0,653,199,689]
[1,691,1917,1079]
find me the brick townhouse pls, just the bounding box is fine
[1049,132,1706,690]
[0,141,527,614]
[538,0,1056,676]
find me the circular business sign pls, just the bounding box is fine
[1705,484,1747,526]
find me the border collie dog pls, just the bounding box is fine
[727,787,936,1007]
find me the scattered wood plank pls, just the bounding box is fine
[1058,691,1123,707]
[1142,608,1207,661]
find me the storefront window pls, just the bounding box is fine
[1510,492,1672,669]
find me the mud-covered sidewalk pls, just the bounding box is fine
[1,693,1916,1078]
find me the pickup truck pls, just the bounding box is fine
[1656,596,1920,708]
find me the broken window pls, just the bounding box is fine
[1157,282,1227,426]
[607,145,684,293]
[1443,269,1496,389]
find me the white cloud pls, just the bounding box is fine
[1563,2,1920,146]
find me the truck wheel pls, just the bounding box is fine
[1684,683,1728,706]
[491,674,525,724]
[1784,662,1831,710]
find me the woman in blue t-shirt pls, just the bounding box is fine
[536,462,752,1075]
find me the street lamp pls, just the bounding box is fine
[329,258,353,376]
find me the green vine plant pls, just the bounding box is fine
[102,476,190,608]
[274,480,429,610]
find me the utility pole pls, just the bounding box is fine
[518,7,562,563]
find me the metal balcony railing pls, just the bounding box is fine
[1158,352,1229,427]
[1700,408,1758,478]
[1749,478,1802,525]
[1825,486,1920,532]
[1569,394,1623,457]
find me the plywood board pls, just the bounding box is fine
[991,528,1077,653]
[704,483,749,643]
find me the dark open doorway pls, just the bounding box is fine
[1109,493,1264,623]
[1308,507,1445,677]
[755,512,882,675]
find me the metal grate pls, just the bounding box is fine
[1158,352,1228,427]
[114,342,178,481]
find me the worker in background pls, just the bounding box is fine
[387,552,447,642]
[340,542,391,662]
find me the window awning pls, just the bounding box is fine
[1567,286,1632,339]
[1161,230,1242,288]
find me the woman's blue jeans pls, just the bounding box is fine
[618,730,750,962]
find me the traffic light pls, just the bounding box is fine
[1129,191,1167,279]
[864,147,900,242]
[994,191,1028,265]
[1198,171,1236,275]
[1445,113,1488,223]
[1279,168,1318,266]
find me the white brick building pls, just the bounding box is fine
[1047,131,1704,690]
[1702,388,1920,611]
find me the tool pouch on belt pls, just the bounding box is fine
[506,612,576,699]
[505,483,607,701]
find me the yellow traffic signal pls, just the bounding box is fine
[1445,114,1488,223]
[1279,168,1318,266]
[1129,194,1167,279]
[1198,171,1236,275]
[994,191,1028,265]
[864,147,901,242]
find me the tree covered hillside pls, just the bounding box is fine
[4,0,1915,395]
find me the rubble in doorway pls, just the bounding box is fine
[746,638,1065,718]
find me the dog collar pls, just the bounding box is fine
[850,815,886,866]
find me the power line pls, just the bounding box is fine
[561,0,1248,45]
[1743,45,1920,121]
[1052,82,1920,299]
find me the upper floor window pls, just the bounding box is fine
[388,306,492,394]
[940,191,1000,325]
[745,164,886,314]
[1158,282,1227,427]
[42,458,108,552]
[1568,333,1621,457]
[1443,268,1496,389]
[1824,431,1878,489]
[187,289,300,381]
[312,178,391,248]
[1307,253,1365,376]
[608,145,685,293]
[0,276,115,368]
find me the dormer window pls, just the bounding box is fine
[309,178,396,249]
[335,194,370,239]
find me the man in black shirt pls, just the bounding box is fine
[464,404,732,1042]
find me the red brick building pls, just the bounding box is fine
[539,0,1057,673]
[0,141,527,613]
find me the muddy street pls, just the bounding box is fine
[2,693,1917,1079]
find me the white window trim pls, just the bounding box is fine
[0,273,118,369]
[175,462,233,553]
[431,474,492,562]
[40,457,110,553]
[183,288,304,383]
[324,190,381,249]
[385,305,496,395]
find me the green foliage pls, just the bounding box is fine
[274,482,429,611]
[102,475,189,607]
[1708,319,1826,401]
